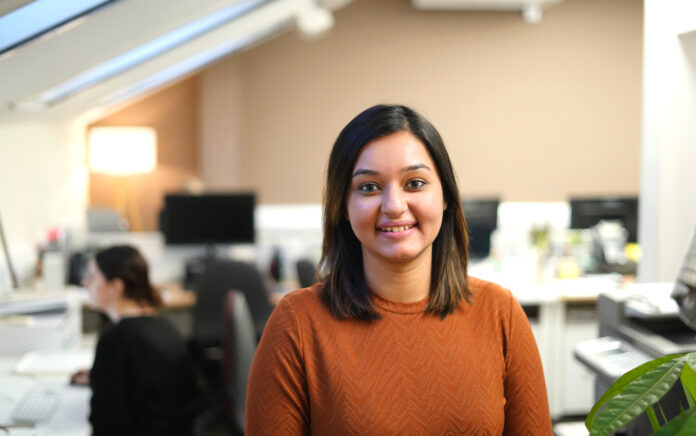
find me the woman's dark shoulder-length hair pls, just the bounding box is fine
[319,104,471,321]
[95,245,162,308]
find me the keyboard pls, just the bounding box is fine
[11,386,61,424]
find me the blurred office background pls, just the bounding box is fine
[1,0,696,433]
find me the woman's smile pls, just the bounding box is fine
[376,222,417,238]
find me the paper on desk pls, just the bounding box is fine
[13,349,94,375]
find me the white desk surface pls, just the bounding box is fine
[0,335,96,436]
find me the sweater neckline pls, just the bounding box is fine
[369,290,429,314]
[118,315,156,323]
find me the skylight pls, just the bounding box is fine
[100,21,285,107]
[0,0,115,55]
[13,0,267,108]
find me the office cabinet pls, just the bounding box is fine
[561,305,597,415]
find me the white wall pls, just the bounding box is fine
[639,0,696,281]
[0,118,88,288]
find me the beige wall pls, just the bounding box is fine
[93,0,643,227]
[89,76,200,231]
[217,0,641,203]
[199,56,245,191]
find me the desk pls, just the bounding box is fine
[82,284,197,337]
[0,336,95,436]
[159,284,196,338]
[159,284,197,308]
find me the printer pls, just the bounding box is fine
[575,229,696,435]
[0,289,83,355]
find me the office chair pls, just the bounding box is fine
[192,259,273,344]
[221,290,257,435]
[190,260,272,383]
[296,258,318,288]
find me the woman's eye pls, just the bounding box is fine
[407,179,426,189]
[358,183,379,193]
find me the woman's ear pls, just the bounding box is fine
[110,278,126,299]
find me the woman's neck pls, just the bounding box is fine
[362,247,432,303]
[105,298,156,322]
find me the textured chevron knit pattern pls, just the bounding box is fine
[246,277,552,435]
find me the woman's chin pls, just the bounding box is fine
[379,248,428,265]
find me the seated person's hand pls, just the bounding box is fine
[70,369,90,386]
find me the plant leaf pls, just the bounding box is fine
[589,357,686,436]
[677,410,696,435]
[646,405,661,432]
[652,408,696,436]
[684,389,696,411]
[681,353,696,408]
[585,353,684,430]
[659,403,668,424]
[685,352,696,370]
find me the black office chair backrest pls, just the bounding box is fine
[222,290,257,434]
[296,258,317,289]
[193,259,273,346]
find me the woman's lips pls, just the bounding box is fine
[377,224,416,233]
[376,223,417,238]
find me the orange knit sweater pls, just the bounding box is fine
[246,277,552,435]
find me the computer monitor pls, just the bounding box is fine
[161,193,255,245]
[569,196,639,243]
[461,198,499,260]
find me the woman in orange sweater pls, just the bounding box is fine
[246,104,552,435]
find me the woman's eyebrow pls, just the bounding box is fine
[401,164,431,173]
[352,168,379,177]
[352,164,431,178]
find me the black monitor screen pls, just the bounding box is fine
[461,198,499,259]
[162,193,255,245]
[569,196,639,243]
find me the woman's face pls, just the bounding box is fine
[346,131,446,266]
[82,259,118,310]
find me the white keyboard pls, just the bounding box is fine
[11,386,61,424]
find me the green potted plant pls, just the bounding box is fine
[586,352,696,435]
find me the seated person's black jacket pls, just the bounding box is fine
[89,316,196,436]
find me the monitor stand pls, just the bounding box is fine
[183,243,223,290]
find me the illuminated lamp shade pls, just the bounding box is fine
[87,126,157,231]
[88,127,157,175]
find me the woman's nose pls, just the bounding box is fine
[381,185,406,217]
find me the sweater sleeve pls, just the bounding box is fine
[89,331,132,436]
[246,296,309,435]
[502,294,553,436]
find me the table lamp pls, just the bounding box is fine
[88,126,157,231]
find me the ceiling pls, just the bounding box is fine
[0,0,560,125]
[0,0,38,18]
[0,0,345,124]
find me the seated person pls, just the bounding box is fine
[72,245,196,436]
